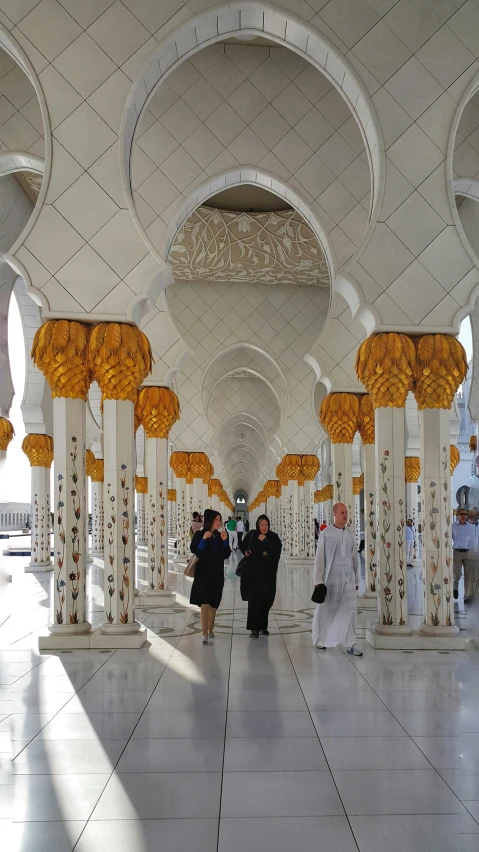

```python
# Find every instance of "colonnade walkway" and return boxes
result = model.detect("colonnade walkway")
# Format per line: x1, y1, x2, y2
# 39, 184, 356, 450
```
2, 547, 479, 851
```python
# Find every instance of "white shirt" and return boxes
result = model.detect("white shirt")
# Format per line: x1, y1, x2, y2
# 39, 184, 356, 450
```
313, 524, 358, 587
236, 519, 244, 532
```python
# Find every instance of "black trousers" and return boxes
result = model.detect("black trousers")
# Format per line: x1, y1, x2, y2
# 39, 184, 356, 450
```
237, 531, 243, 548
247, 599, 271, 631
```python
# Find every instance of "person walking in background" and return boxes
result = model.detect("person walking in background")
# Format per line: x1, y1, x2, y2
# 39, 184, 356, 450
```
239, 514, 282, 639
226, 515, 237, 550
244, 518, 250, 533
190, 511, 202, 539
466, 509, 479, 602
452, 508, 475, 602
190, 509, 231, 644
236, 516, 244, 549
314, 518, 319, 551
405, 518, 415, 567
312, 502, 362, 656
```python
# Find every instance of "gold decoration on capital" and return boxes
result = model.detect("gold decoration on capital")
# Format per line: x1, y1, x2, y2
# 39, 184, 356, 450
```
90, 458, 104, 482
405, 457, 420, 483
301, 454, 320, 481
203, 460, 214, 484
21, 434, 53, 467
88, 323, 151, 403
135, 475, 148, 493
413, 335, 467, 410
282, 454, 302, 481
189, 452, 209, 480
320, 393, 359, 443
352, 475, 363, 495
135, 386, 180, 439
32, 320, 91, 400
276, 459, 288, 486
356, 333, 416, 408
450, 445, 460, 475
358, 394, 375, 444
170, 451, 189, 479
469, 435, 477, 452
85, 449, 96, 477
168, 488, 176, 501
209, 478, 222, 497
0, 417, 14, 451
314, 489, 321, 503
323, 484, 333, 501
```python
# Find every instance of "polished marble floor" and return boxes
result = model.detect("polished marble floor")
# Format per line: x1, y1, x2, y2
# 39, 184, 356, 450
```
1, 542, 479, 850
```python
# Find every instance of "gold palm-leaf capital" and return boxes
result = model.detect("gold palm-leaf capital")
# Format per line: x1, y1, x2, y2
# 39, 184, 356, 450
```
88, 323, 151, 403
320, 392, 359, 443
405, 457, 420, 483
135, 386, 180, 439
31, 320, 91, 400
414, 334, 467, 410
21, 433, 52, 467
450, 445, 460, 475
356, 333, 416, 409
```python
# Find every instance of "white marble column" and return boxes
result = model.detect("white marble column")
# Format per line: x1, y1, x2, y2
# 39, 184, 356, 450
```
174, 477, 188, 560
362, 443, 378, 600
332, 442, 354, 534
419, 409, 458, 638
49, 398, 91, 637
354, 491, 361, 550
90, 480, 104, 557
136, 490, 147, 546
303, 479, 315, 559
139, 436, 174, 606
26, 464, 52, 571
101, 399, 141, 637
372, 407, 411, 636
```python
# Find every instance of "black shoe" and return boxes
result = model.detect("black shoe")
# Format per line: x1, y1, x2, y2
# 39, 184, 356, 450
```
407, 563, 413, 568
464, 598, 471, 604
453, 589, 459, 600
249, 630, 259, 639
261, 629, 269, 636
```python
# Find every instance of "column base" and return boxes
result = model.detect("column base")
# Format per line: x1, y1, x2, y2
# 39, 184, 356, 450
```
39, 624, 147, 650
85, 555, 94, 563
24, 561, 54, 573
49, 621, 92, 636
372, 623, 413, 637
99, 619, 142, 635
136, 540, 147, 547
362, 589, 377, 598
90, 550, 104, 557
137, 589, 176, 608
173, 554, 188, 564
418, 623, 459, 638
366, 627, 465, 650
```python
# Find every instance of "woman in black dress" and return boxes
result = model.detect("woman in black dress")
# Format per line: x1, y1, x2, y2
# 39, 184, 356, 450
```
190, 509, 231, 644
239, 514, 282, 638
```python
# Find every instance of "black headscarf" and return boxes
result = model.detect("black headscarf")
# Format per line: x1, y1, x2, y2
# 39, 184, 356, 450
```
203, 508, 221, 530
256, 514, 270, 531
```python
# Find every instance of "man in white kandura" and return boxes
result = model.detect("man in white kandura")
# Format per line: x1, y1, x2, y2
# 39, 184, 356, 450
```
312, 502, 362, 656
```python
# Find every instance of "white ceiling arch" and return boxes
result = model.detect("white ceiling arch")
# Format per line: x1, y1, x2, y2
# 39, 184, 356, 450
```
120, 0, 384, 329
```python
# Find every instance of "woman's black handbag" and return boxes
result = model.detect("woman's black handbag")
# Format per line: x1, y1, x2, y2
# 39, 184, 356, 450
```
311, 583, 327, 604
236, 556, 248, 577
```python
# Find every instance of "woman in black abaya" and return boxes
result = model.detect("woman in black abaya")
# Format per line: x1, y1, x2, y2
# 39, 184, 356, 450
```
239, 514, 282, 638
190, 509, 231, 644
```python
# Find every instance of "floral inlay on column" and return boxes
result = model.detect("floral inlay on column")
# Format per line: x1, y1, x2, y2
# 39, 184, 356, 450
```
89, 322, 151, 634
22, 434, 54, 571
413, 335, 467, 638
356, 333, 415, 635
32, 320, 92, 635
